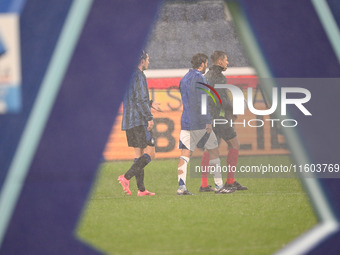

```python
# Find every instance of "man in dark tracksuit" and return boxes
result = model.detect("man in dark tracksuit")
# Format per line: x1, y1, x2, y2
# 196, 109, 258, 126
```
200, 51, 248, 192
118, 51, 161, 196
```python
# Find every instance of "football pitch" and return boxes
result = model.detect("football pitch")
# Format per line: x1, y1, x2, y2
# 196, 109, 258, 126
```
77, 155, 317, 255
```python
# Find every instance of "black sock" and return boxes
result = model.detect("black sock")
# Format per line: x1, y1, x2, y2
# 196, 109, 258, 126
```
124, 154, 151, 182
136, 168, 145, 192
131, 158, 145, 191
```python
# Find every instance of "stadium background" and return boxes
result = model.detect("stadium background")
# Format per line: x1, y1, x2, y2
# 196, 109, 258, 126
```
103, 0, 288, 161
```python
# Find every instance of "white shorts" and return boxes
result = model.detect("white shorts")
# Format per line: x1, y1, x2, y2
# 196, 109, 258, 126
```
179, 129, 218, 151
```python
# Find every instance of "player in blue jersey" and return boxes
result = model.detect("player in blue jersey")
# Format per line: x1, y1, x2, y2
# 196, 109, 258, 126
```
177, 53, 234, 195
118, 50, 161, 196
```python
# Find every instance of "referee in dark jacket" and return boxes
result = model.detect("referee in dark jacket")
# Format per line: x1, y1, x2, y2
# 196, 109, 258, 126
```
118, 50, 161, 196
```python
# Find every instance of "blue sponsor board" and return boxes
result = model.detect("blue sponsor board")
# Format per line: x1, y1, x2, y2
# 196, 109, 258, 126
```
0, 8, 22, 113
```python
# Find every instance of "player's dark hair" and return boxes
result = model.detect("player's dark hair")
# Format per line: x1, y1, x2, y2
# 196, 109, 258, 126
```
191, 53, 208, 69
211, 51, 227, 64
140, 50, 148, 61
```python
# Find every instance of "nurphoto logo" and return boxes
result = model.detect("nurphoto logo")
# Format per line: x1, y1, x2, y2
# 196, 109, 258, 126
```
197, 82, 312, 128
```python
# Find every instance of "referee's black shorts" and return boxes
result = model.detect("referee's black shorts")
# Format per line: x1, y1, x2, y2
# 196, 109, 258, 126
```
213, 121, 237, 144
125, 125, 155, 148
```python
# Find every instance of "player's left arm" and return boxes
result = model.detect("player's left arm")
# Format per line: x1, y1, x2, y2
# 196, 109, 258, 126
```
219, 89, 233, 113
218, 75, 236, 119
135, 75, 153, 121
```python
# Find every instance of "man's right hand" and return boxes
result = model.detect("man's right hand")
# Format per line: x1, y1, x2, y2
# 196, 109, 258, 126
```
206, 124, 212, 134
147, 120, 154, 131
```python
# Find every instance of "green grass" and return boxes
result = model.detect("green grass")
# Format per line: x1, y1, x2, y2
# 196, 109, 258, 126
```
76, 156, 317, 255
